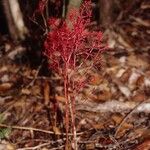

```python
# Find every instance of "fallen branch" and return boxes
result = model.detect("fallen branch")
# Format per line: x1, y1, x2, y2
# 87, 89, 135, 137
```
76, 99, 150, 113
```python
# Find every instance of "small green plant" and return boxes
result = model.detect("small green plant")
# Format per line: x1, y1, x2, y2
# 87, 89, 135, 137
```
0, 128, 11, 139
0, 114, 11, 139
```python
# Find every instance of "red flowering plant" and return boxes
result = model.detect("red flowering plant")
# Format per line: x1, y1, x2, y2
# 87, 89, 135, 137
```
44, 0, 107, 148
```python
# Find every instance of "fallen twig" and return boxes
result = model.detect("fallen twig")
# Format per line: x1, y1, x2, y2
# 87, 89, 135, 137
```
0, 123, 85, 136
17, 142, 51, 150
76, 99, 150, 113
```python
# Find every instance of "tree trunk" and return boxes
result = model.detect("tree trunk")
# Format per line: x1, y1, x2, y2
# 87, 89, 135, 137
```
66, 0, 82, 18
2, 0, 28, 40
99, 0, 114, 27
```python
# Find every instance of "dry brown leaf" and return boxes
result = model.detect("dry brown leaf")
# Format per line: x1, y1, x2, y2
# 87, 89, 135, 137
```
118, 85, 131, 98
0, 66, 8, 72
7, 46, 26, 60
127, 55, 149, 69
134, 140, 150, 150
106, 66, 119, 76
120, 68, 132, 83
6, 143, 16, 150
141, 129, 150, 140
0, 142, 15, 150
93, 123, 104, 129
112, 114, 123, 124
106, 55, 119, 67
44, 81, 50, 105
32, 85, 41, 96
134, 128, 150, 140
132, 91, 146, 102
128, 70, 141, 90
0, 83, 13, 92
136, 75, 144, 87
117, 33, 133, 49
89, 74, 103, 85
13, 97, 30, 108
97, 90, 112, 102
116, 68, 126, 78
21, 88, 31, 95
141, 2, 150, 9
112, 114, 133, 129
34, 103, 43, 112
52, 126, 61, 135
86, 143, 95, 150
84, 89, 111, 102
55, 95, 66, 103
1, 74, 9, 83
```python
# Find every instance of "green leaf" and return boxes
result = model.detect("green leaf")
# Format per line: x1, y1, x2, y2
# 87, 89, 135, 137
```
0, 114, 4, 124
0, 128, 11, 139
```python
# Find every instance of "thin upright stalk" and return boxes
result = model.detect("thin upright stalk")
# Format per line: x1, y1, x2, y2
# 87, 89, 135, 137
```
70, 93, 77, 150
64, 63, 69, 148
62, 0, 66, 18
71, 52, 78, 150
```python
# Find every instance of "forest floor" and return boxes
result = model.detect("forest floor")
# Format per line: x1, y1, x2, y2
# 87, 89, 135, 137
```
0, 2, 150, 150
0, 40, 149, 150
